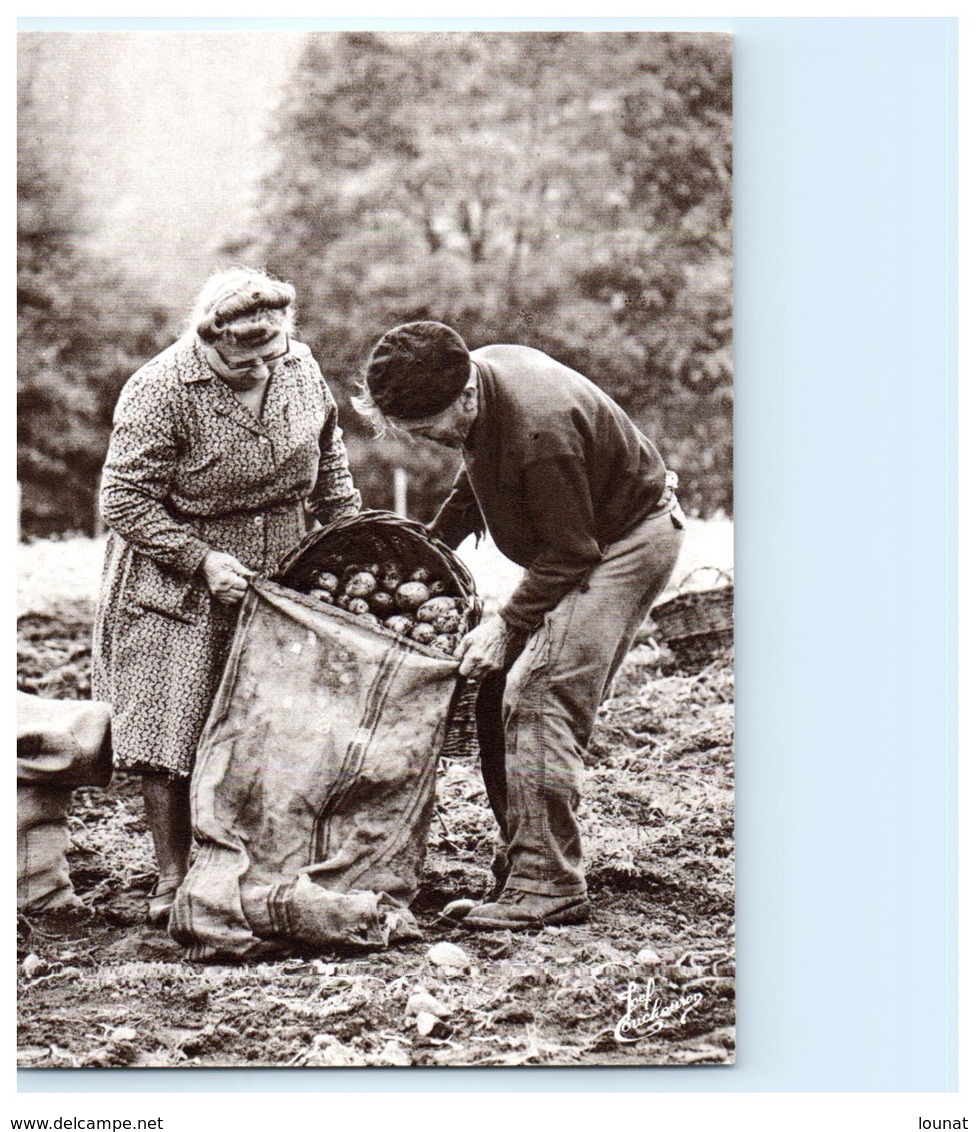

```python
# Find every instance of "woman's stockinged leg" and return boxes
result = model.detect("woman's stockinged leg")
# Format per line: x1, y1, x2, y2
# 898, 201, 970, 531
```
141, 772, 191, 891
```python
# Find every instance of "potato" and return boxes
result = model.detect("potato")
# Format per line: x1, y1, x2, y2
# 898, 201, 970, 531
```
347, 597, 371, 616
309, 587, 335, 604
416, 597, 458, 624
310, 570, 339, 593
358, 611, 379, 626
408, 566, 432, 584
395, 581, 431, 611
345, 571, 377, 598
365, 562, 381, 578
428, 579, 447, 596
410, 622, 437, 645
369, 591, 396, 616
335, 594, 352, 611
380, 562, 403, 593
432, 633, 457, 655
441, 897, 478, 920
418, 598, 461, 634
384, 614, 415, 636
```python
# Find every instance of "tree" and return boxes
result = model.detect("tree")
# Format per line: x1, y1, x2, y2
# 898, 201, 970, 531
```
247, 31, 732, 520
18, 39, 170, 537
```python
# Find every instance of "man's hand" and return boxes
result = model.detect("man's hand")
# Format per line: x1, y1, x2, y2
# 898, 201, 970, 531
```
201, 551, 256, 605
456, 613, 510, 679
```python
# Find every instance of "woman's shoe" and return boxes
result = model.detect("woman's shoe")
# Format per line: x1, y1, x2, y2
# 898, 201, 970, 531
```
146, 879, 181, 927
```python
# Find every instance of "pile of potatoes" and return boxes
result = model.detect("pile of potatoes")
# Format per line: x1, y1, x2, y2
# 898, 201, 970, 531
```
305, 559, 467, 655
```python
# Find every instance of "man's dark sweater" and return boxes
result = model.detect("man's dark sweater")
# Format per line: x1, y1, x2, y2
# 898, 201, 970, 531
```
431, 344, 667, 631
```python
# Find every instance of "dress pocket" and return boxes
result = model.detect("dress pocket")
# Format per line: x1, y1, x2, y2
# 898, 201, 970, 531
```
183, 450, 223, 476
128, 553, 202, 624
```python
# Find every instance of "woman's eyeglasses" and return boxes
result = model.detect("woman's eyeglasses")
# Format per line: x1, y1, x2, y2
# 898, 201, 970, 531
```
215, 335, 290, 372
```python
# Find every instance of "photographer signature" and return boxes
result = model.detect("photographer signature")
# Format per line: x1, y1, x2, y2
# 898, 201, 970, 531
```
613, 979, 703, 1043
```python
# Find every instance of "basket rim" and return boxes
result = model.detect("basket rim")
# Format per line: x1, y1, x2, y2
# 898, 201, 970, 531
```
653, 583, 734, 613
274, 508, 480, 612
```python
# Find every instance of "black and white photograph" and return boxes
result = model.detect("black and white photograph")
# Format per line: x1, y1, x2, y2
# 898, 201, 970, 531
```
17, 28, 734, 1069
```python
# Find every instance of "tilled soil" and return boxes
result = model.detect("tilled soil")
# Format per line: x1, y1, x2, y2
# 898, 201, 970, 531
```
17, 601, 734, 1069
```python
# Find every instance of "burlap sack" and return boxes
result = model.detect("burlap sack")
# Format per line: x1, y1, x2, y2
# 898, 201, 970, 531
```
171, 579, 461, 960
16, 694, 113, 912
16, 692, 112, 788
17, 785, 80, 913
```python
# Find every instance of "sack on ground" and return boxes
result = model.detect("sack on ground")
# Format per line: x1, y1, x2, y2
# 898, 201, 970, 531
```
16, 693, 113, 913
17, 692, 113, 788
18, 784, 80, 913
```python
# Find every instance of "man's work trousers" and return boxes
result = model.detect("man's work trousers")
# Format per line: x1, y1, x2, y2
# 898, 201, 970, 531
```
475, 507, 685, 897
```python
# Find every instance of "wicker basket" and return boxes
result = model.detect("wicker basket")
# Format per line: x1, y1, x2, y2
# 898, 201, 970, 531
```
650, 567, 733, 672
275, 510, 483, 759
441, 678, 481, 760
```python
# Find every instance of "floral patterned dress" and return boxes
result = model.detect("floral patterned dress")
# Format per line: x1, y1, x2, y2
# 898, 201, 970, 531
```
91, 336, 361, 778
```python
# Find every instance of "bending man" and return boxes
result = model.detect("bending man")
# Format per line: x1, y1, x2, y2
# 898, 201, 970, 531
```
358, 321, 685, 930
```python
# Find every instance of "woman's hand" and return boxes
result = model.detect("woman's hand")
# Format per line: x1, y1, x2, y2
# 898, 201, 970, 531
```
456, 614, 511, 679
200, 551, 256, 605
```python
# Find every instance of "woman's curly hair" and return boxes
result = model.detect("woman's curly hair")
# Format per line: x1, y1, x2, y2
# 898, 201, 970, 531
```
190, 267, 296, 347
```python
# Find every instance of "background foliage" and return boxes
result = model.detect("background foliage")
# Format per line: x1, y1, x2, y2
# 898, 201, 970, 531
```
17, 40, 170, 537
251, 32, 732, 522
18, 31, 731, 535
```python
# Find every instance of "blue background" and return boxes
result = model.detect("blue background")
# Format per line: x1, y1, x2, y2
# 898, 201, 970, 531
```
16, 16, 957, 1093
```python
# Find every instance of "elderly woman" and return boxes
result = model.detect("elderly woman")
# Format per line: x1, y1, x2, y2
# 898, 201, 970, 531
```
92, 268, 361, 925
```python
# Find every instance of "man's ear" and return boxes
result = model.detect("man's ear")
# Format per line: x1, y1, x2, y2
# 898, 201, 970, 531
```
461, 377, 478, 412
